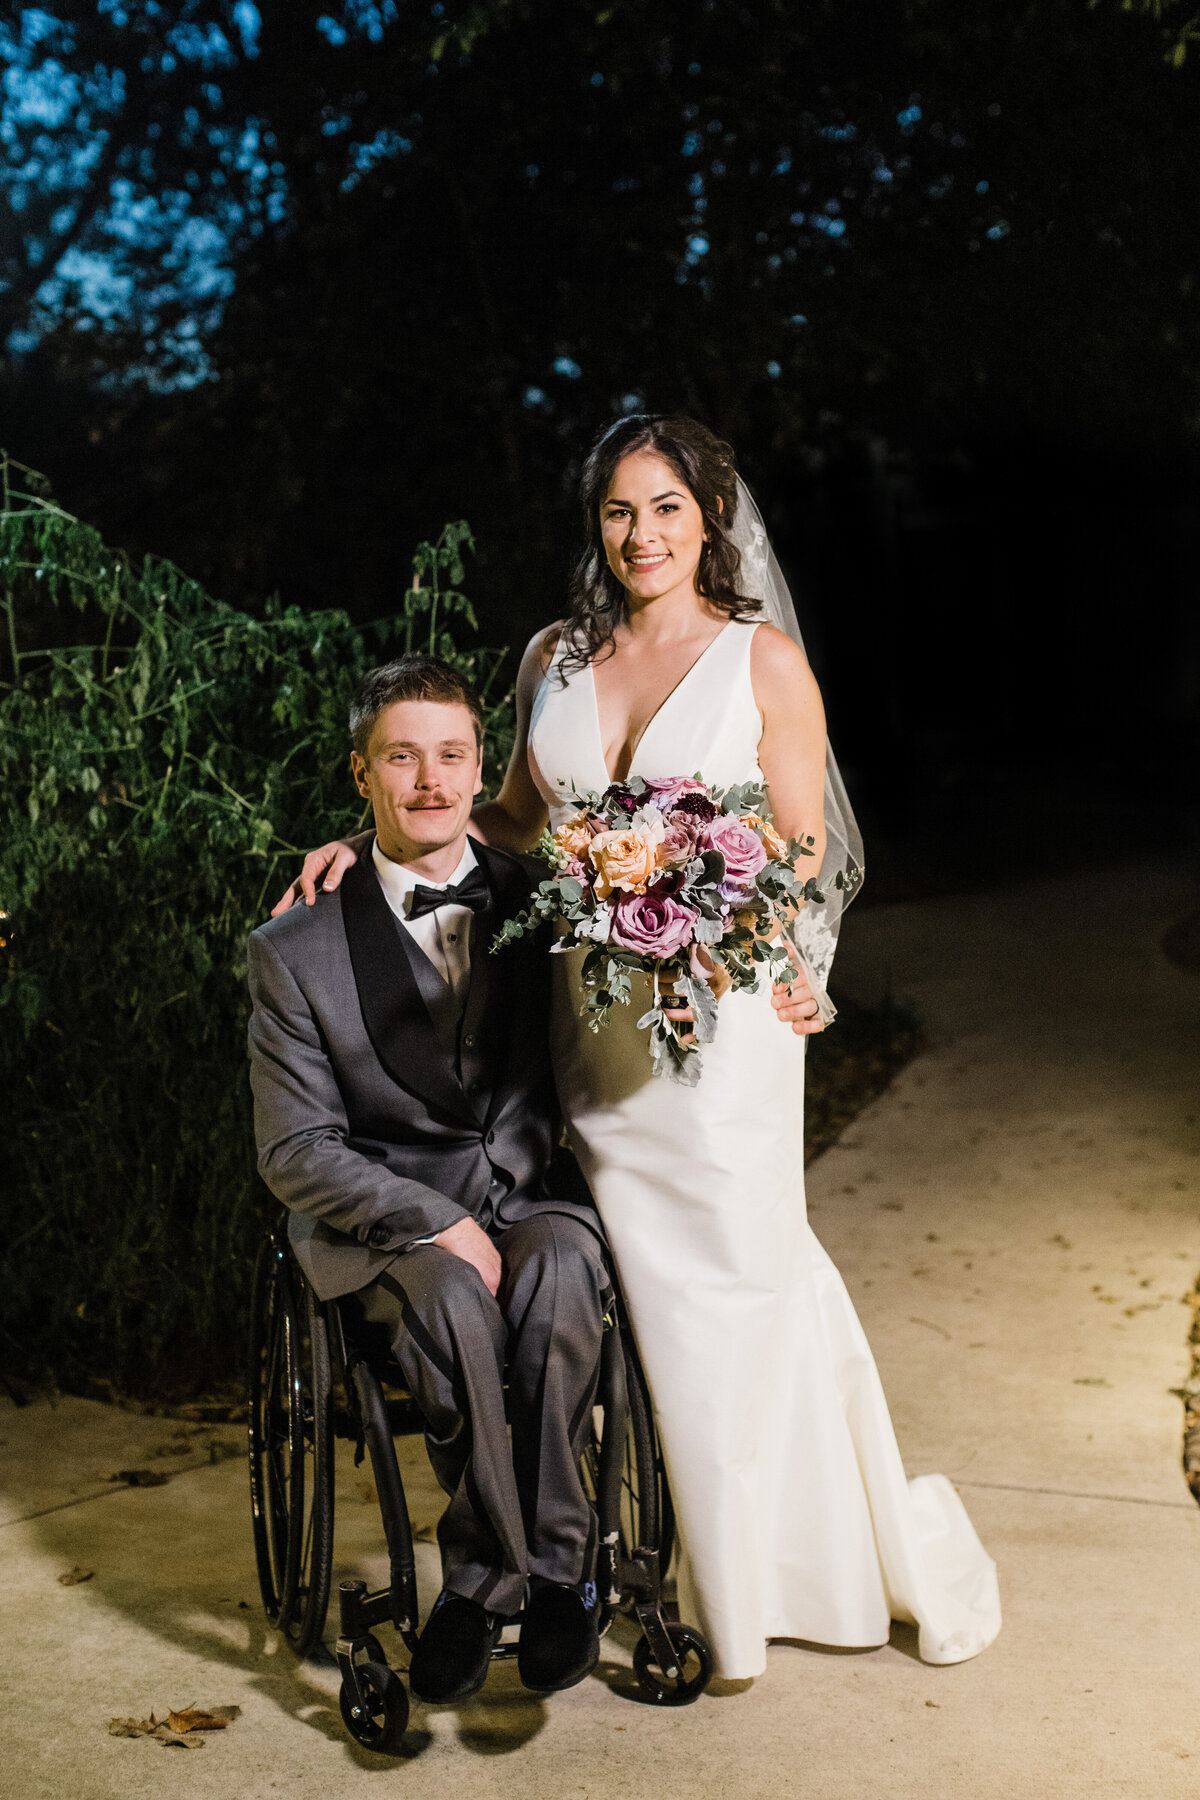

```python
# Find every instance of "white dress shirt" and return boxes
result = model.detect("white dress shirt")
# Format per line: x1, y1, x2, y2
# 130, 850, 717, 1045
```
371, 837, 478, 1003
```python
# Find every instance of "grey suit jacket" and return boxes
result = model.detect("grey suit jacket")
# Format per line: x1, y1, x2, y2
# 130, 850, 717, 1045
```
247, 838, 598, 1300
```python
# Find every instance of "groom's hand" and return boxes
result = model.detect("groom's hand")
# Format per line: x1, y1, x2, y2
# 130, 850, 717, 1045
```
433, 1216, 503, 1296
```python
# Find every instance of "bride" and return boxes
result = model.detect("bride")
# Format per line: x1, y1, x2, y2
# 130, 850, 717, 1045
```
278, 414, 1001, 1679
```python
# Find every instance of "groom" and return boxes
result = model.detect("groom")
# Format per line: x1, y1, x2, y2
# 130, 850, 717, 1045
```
246, 655, 608, 1704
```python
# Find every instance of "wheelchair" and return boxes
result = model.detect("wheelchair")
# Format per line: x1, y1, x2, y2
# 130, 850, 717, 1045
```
247, 1223, 714, 1751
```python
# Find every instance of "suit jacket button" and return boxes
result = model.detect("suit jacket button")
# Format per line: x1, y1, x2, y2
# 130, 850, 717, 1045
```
486, 1130, 495, 1145
463, 1033, 476, 1048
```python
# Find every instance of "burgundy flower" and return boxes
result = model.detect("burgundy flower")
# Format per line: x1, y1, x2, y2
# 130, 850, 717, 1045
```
644, 776, 710, 811
602, 783, 641, 816
671, 792, 718, 822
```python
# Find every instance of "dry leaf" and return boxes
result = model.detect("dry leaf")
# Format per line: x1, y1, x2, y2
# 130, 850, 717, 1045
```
57, 1565, 94, 1586
412, 1522, 438, 1543
108, 1705, 239, 1749
166, 1705, 240, 1733
110, 1468, 170, 1487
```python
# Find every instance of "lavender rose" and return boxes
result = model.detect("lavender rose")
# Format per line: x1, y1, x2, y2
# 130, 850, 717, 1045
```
699, 814, 769, 893
609, 891, 698, 958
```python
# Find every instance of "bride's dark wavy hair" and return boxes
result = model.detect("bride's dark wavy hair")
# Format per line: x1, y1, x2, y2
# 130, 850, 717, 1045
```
558, 414, 760, 675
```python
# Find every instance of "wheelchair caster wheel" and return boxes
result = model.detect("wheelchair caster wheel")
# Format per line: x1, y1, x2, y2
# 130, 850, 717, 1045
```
634, 1624, 713, 1706
361, 1634, 388, 1668
339, 1661, 409, 1751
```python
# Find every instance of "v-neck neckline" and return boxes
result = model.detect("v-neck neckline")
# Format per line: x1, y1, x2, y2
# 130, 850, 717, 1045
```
589, 620, 734, 787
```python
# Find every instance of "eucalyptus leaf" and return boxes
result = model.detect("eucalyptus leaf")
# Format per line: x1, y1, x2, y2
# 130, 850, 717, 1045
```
683, 974, 719, 1045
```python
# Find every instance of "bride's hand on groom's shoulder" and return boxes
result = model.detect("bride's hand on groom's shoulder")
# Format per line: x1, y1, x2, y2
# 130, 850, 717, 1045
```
271, 836, 364, 916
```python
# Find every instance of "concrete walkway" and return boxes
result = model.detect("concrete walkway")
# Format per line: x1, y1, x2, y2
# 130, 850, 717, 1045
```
5, 859, 1198, 1800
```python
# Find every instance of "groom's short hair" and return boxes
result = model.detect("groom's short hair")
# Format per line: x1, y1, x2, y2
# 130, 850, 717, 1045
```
350, 655, 485, 757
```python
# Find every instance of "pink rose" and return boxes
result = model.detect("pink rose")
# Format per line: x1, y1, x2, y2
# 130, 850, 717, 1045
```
699, 814, 769, 892
608, 891, 698, 958
644, 776, 709, 811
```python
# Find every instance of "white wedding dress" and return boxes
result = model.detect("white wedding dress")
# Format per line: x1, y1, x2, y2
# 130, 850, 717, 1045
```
527, 618, 1001, 1679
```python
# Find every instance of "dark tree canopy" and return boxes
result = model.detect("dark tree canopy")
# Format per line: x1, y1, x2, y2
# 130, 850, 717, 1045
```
2, 1, 1197, 831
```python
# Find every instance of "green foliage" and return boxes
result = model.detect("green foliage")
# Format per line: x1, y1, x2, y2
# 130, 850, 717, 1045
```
0, 455, 513, 1399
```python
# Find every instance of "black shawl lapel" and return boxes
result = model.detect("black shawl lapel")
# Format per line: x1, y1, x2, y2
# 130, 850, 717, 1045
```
463, 838, 528, 1019
471, 841, 546, 1132
341, 843, 476, 1125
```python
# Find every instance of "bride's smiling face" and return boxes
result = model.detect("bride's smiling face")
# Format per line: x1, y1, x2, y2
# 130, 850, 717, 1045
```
600, 450, 708, 606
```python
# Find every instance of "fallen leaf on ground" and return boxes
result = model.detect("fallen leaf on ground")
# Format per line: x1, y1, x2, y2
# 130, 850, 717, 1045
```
413, 1522, 438, 1543
108, 1706, 240, 1748
166, 1706, 240, 1733
57, 1565, 94, 1585
110, 1468, 170, 1487
108, 1713, 200, 1748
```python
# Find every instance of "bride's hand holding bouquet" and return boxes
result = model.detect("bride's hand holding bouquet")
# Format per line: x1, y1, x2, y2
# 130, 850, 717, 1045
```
492, 772, 856, 1083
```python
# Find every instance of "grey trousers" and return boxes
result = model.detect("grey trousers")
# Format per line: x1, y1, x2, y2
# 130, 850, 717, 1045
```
355, 1212, 608, 1616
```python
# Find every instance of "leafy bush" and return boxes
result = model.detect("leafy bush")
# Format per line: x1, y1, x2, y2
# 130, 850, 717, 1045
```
0, 456, 512, 1400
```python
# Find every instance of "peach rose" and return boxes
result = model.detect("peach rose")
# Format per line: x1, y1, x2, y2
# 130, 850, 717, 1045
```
741, 813, 788, 861
589, 826, 659, 899
553, 812, 598, 860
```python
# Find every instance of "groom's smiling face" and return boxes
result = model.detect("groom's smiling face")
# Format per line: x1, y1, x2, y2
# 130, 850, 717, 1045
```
351, 698, 483, 865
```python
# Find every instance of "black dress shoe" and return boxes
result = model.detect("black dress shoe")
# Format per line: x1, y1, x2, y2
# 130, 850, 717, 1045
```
408, 1592, 504, 1704
517, 1576, 601, 1693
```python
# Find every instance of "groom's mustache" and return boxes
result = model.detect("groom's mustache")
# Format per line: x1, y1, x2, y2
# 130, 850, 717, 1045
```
408, 796, 455, 809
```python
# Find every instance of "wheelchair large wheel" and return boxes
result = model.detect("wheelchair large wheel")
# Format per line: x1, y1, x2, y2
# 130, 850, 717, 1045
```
621, 1338, 675, 1580
585, 1331, 674, 1590
248, 1236, 335, 1656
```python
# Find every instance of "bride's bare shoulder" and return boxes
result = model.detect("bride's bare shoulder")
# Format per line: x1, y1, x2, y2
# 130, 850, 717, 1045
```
749, 620, 823, 710
514, 620, 566, 702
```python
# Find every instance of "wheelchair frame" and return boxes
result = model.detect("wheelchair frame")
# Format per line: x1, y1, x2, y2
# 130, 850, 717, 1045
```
247, 1226, 712, 1750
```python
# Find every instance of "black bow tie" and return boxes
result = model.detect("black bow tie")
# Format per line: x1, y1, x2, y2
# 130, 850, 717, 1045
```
407, 865, 491, 921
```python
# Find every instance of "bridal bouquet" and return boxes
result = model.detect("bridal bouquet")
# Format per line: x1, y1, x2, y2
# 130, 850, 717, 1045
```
492, 774, 857, 1083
